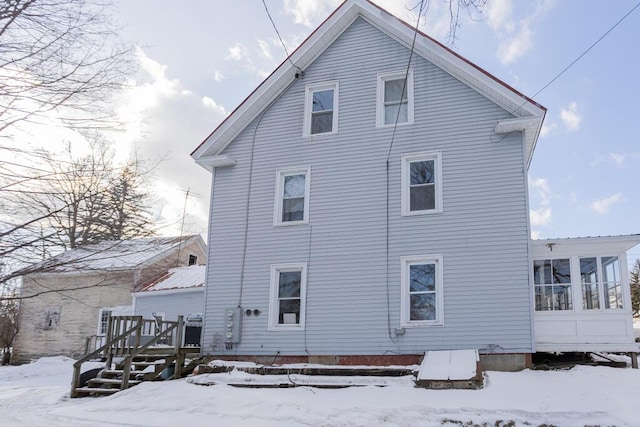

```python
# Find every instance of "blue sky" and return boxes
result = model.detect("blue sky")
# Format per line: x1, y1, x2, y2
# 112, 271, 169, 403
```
110, 0, 640, 261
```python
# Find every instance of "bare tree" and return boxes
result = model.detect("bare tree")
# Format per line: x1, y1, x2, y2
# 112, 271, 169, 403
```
631, 259, 639, 318
412, 0, 489, 48
0, 0, 131, 136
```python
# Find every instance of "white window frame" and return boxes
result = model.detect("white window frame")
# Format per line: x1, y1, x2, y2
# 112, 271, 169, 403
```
97, 308, 112, 336
274, 166, 311, 226
401, 255, 444, 327
376, 70, 414, 127
401, 151, 443, 216
268, 263, 307, 331
303, 81, 339, 136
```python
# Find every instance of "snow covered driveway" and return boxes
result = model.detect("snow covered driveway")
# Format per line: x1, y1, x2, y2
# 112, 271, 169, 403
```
1, 356, 638, 426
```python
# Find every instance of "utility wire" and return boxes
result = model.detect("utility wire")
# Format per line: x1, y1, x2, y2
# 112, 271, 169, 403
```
384, 0, 427, 344
531, 1, 640, 100
262, 0, 304, 75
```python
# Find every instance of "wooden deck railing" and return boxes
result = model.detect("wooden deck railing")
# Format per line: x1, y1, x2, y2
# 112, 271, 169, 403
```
71, 315, 184, 397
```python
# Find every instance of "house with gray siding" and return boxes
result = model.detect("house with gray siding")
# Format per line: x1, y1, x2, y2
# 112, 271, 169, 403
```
191, 0, 639, 369
133, 265, 205, 322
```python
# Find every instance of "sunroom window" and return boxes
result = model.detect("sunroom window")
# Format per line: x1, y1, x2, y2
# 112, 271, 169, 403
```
533, 259, 572, 311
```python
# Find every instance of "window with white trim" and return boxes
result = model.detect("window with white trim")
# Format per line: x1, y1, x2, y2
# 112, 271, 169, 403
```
377, 70, 414, 126
97, 308, 112, 336
401, 151, 442, 215
533, 255, 624, 312
580, 256, 622, 310
274, 167, 310, 226
269, 263, 307, 330
401, 255, 443, 326
304, 82, 338, 136
533, 259, 572, 311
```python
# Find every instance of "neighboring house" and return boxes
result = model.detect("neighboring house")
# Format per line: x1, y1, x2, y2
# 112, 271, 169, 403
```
12, 235, 206, 362
191, 0, 639, 370
133, 265, 205, 322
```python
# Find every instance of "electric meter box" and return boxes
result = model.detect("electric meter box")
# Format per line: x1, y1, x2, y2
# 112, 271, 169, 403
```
224, 307, 242, 343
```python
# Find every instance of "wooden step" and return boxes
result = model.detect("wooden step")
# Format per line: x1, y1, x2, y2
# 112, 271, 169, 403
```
72, 387, 121, 395
87, 378, 141, 387
101, 369, 146, 378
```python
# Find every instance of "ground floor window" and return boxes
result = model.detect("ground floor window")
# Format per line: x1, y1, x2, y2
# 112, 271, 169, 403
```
533, 258, 572, 311
533, 255, 623, 312
97, 308, 112, 336
400, 255, 443, 326
269, 263, 307, 330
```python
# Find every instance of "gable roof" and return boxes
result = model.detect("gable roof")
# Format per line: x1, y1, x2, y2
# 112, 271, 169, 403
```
133, 265, 206, 295
191, 0, 546, 170
19, 235, 206, 276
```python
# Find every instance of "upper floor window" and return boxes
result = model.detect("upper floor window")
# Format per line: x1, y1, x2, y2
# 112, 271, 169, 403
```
400, 255, 444, 327
533, 259, 572, 311
401, 151, 442, 216
188, 254, 198, 266
377, 70, 414, 127
269, 263, 307, 330
274, 167, 311, 226
304, 82, 338, 136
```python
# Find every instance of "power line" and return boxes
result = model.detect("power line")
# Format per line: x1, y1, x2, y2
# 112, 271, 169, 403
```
261, 0, 304, 75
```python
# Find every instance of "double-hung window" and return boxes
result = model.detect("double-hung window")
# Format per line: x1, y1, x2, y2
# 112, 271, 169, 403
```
400, 255, 444, 326
269, 263, 307, 330
401, 151, 442, 215
304, 82, 338, 136
377, 70, 414, 126
274, 167, 310, 226
97, 308, 112, 335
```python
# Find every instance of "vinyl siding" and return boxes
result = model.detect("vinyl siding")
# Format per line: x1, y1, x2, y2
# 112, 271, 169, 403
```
133, 291, 204, 321
202, 17, 532, 356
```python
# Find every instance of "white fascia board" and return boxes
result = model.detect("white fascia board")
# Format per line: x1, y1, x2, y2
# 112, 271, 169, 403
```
531, 235, 640, 257
195, 155, 237, 172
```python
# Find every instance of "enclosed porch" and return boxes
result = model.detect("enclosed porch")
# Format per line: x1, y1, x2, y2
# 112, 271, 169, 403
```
531, 235, 640, 359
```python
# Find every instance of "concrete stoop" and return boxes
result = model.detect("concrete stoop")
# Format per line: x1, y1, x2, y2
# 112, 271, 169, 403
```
414, 349, 484, 390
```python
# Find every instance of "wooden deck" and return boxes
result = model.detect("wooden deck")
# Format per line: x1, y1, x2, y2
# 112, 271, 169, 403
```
71, 315, 201, 397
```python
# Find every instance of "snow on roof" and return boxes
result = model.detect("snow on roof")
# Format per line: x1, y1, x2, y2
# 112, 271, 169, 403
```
21, 235, 200, 275
135, 265, 205, 294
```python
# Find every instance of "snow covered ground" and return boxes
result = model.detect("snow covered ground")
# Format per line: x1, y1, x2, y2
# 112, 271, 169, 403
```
1, 356, 640, 426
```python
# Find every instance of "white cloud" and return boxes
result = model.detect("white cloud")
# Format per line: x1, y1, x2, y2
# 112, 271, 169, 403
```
487, 0, 555, 65
529, 177, 553, 227
257, 39, 273, 60
226, 43, 248, 61
609, 152, 625, 166
498, 24, 533, 65
213, 71, 225, 82
590, 193, 623, 215
116, 48, 228, 236
560, 101, 581, 132
539, 121, 557, 137
530, 207, 552, 226
283, 0, 341, 28
531, 230, 541, 240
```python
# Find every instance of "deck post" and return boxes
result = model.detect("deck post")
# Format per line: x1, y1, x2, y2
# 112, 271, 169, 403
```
630, 352, 638, 369
174, 315, 184, 379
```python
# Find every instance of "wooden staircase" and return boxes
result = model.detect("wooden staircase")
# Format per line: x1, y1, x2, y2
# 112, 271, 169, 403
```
71, 315, 199, 397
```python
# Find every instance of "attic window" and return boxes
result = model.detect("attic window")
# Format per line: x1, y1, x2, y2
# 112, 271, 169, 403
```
304, 81, 338, 136
377, 70, 414, 127
188, 254, 198, 266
